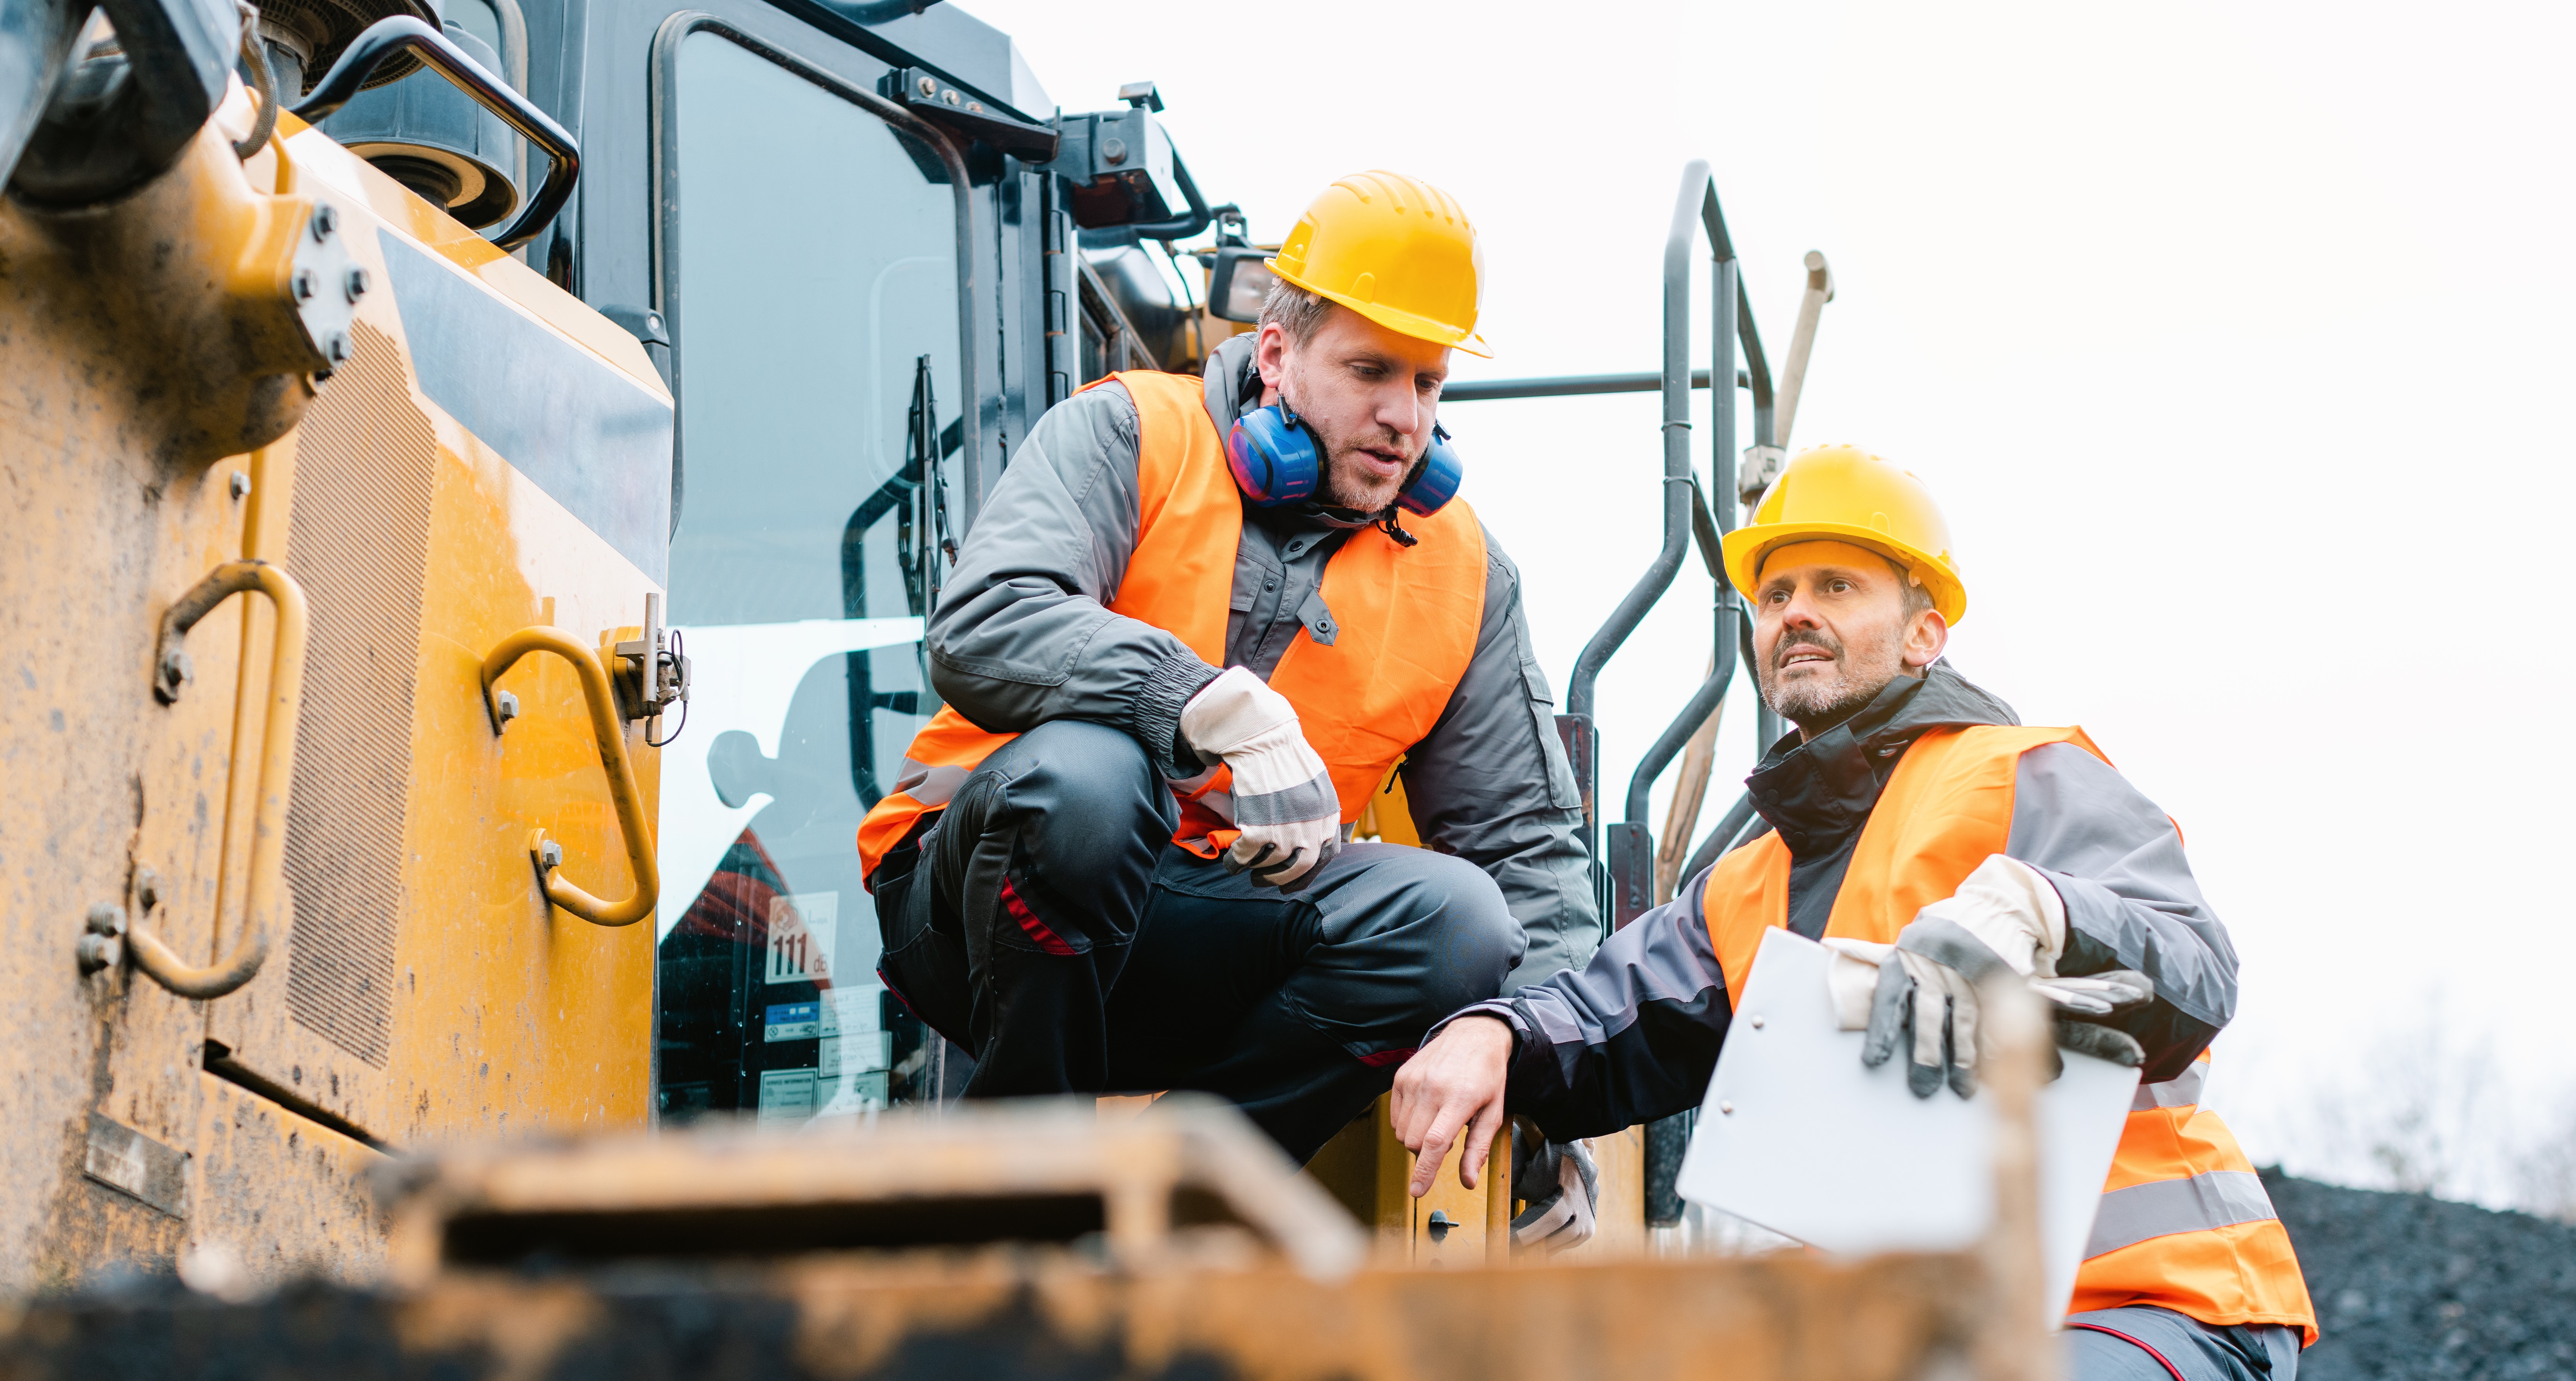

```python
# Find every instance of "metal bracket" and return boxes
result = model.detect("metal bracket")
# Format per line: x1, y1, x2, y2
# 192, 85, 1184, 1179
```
879, 67, 1058, 161
609, 592, 690, 726
1739, 444, 1786, 509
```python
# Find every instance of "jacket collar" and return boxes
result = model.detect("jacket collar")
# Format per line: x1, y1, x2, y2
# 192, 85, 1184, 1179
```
1745, 660, 2019, 860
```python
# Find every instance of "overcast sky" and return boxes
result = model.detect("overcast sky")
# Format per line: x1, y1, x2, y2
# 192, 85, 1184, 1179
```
958, 0, 2576, 1199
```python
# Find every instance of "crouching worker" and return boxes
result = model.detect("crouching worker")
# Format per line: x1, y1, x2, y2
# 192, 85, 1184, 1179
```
1392, 446, 2316, 1377
857, 173, 1597, 1164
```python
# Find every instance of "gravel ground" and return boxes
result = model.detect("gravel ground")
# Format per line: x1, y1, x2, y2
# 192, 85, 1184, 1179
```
2267, 1168, 2576, 1379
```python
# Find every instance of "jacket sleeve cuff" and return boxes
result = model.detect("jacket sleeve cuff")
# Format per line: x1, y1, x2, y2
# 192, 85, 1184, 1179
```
1426, 1000, 1530, 1057
1133, 649, 1223, 776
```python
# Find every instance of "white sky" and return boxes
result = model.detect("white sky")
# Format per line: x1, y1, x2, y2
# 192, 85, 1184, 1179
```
959, 0, 2576, 1194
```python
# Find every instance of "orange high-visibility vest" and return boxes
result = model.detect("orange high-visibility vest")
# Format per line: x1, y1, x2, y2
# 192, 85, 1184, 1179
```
856, 370, 1489, 882
1701, 725, 2317, 1343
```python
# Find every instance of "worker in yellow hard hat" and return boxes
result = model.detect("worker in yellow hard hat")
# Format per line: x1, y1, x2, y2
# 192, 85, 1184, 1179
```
858, 173, 1601, 1202
1394, 446, 2318, 1370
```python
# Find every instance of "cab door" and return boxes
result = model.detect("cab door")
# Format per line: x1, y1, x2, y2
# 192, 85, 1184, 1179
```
642, 14, 978, 1126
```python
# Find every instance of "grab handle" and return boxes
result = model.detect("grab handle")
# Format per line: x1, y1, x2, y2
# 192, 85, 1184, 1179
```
480, 627, 658, 927
129, 561, 309, 999
290, 16, 580, 253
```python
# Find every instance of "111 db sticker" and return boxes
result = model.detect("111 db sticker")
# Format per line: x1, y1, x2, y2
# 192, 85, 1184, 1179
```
765, 892, 838, 984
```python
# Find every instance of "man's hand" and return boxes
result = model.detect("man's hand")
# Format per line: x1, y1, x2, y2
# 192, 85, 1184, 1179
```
1390, 1015, 1514, 1197
1180, 667, 1341, 889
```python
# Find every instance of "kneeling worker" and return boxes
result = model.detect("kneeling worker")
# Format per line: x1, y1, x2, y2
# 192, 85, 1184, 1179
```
858, 173, 1596, 1163
1394, 446, 2314, 1378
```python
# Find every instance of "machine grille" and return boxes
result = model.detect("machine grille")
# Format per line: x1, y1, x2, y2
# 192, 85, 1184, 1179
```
280, 320, 437, 1068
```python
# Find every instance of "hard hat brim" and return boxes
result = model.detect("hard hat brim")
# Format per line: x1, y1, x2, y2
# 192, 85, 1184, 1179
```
1266, 259, 1492, 358
1721, 522, 1967, 626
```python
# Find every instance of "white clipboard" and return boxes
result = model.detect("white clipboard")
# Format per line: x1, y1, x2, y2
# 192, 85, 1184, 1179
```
1675, 927, 2138, 1316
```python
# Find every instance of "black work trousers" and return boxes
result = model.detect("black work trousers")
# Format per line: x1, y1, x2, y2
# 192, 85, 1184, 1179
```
873, 719, 1517, 1163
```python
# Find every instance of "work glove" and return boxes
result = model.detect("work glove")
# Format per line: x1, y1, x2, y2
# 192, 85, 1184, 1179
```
1180, 667, 1342, 890
1508, 1123, 1599, 1254
1822, 855, 2150, 1098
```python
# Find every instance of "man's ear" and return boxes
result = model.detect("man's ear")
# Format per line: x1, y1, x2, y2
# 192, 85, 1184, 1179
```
1903, 607, 1949, 670
1254, 322, 1291, 392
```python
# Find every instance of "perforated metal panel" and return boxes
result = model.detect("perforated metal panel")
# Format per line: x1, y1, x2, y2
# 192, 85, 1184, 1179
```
280, 320, 436, 1067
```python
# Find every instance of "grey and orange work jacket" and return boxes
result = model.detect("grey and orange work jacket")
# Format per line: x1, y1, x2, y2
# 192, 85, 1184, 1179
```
1451, 662, 2318, 1342
856, 333, 1598, 991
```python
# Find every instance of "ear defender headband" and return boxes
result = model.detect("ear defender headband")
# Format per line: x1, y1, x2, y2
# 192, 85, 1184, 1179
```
1224, 402, 1463, 518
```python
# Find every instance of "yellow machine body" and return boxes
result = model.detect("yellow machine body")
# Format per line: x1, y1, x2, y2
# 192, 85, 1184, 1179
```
0, 95, 666, 1292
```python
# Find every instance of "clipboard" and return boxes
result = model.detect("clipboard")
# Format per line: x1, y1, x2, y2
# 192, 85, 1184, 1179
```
1674, 927, 2139, 1315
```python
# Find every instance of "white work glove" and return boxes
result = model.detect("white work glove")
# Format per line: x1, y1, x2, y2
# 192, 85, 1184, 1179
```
1823, 854, 2149, 1098
1180, 667, 1342, 890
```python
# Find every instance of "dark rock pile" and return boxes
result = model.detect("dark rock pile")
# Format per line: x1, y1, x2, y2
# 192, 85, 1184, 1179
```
2267, 1168, 2576, 1379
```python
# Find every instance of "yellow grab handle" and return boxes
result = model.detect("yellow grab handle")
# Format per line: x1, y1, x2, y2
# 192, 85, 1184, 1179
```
136, 560, 309, 999
480, 626, 659, 927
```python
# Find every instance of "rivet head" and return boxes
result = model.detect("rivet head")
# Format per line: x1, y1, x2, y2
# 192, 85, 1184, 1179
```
1719, 1101, 1735, 1115
916, 75, 936, 97
966, 101, 982, 113
1749, 1014, 1765, 1029
941, 88, 960, 106
310, 203, 338, 240
344, 265, 370, 302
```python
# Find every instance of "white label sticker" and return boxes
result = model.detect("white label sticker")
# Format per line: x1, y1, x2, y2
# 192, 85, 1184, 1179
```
821, 1031, 893, 1079
765, 891, 839, 985
818, 983, 882, 1039
756, 1068, 818, 1124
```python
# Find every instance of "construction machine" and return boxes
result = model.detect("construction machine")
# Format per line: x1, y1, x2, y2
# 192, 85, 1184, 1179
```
0, 0, 2071, 1369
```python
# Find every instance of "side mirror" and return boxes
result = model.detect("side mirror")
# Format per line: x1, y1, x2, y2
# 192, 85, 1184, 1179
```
1207, 246, 1278, 323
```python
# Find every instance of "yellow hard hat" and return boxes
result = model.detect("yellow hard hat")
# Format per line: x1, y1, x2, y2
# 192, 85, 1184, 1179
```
1267, 171, 1490, 357
1721, 445, 1967, 625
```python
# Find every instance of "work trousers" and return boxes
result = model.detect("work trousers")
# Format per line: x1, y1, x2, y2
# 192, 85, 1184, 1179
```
2066, 1307, 2300, 1381
873, 719, 1518, 1163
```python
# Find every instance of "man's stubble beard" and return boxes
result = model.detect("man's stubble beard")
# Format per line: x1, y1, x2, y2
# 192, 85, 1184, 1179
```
1758, 627, 1907, 736
1284, 362, 1413, 512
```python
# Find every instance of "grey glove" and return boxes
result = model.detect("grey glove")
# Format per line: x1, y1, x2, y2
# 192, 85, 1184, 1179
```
1508, 1124, 1598, 1253
2039, 970, 2152, 1074
1861, 914, 2156, 1099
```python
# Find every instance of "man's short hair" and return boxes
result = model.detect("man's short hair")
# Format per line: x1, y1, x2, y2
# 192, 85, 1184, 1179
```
1883, 555, 1936, 621
1259, 278, 1336, 347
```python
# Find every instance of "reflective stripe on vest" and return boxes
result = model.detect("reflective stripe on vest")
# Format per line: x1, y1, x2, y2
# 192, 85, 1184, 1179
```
854, 370, 1488, 881
2087, 1169, 2278, 1260
1700, 725, 2316, 1342
2132, 1058, 2207, 1113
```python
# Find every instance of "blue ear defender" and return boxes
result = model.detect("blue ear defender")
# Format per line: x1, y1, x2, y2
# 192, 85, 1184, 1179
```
1224, 406, 1464, 518
1224, 402, 1322, 506
1397, 422, 1462, 517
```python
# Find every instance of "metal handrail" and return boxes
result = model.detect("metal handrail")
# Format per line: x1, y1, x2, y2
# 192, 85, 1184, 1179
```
127, 561, 309, 999
481, 627, 659, 926
1566, 161, 1778, 925
292, 17, 580, 252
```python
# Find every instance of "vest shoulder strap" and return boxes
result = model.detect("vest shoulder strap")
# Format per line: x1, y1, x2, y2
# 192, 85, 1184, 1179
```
1700, 722, 2109, 1005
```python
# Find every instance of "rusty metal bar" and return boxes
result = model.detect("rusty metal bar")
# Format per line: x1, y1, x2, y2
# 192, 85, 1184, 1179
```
129, 560, 308, 999
480, 626, 659, 927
